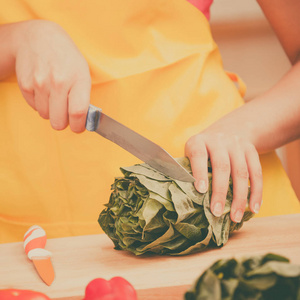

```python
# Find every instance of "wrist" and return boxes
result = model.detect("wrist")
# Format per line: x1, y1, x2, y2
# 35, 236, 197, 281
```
0, 21, 34, 79
0, 23, 19, 79
203, 109, 258, 149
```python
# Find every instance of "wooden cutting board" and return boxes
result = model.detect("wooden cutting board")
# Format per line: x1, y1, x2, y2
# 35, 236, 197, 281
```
1, 214, 300, 299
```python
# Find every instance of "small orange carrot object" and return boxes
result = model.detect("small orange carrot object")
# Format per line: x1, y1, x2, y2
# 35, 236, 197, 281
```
23, 225, 55, 286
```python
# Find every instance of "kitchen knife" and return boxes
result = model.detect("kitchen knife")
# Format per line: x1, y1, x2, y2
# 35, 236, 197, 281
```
24, 225, 55, 286
86, 104, 195, 182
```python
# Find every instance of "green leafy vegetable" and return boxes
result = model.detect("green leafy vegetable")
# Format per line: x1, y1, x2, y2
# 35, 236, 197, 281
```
185, 253, 300, 299
98, 157, 253, 255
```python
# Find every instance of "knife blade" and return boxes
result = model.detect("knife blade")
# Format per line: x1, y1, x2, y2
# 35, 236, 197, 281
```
86, 104, 195, 182
24, 225, 55, 286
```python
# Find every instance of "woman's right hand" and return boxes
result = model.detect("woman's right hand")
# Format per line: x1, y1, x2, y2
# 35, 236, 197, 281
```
6, 20, 91, 132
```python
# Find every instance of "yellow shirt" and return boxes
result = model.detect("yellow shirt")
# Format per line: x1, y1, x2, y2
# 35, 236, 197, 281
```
0, 0, 299, 243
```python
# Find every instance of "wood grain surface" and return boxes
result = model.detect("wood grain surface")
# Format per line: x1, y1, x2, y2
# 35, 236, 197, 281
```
0, 214, 299, 300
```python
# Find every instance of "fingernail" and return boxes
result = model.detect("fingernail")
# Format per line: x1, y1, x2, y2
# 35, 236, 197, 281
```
234, 209, 243, 223
253, 203, 260, 214
213, 202, 223, 217
196, 180, 207, 193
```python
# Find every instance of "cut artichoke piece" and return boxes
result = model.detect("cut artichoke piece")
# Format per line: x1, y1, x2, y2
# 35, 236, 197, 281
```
185, 253, 300, 299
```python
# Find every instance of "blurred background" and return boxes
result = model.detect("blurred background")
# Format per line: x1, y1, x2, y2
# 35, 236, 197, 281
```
209, 0, 300, 200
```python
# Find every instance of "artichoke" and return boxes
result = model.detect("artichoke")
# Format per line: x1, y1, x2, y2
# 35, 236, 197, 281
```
98, 157, 253, 255
185, 253, 300, 299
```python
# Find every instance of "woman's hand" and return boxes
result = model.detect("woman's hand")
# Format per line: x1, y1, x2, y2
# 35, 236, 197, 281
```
10, 20, 91, 132
185, 126, 263, 223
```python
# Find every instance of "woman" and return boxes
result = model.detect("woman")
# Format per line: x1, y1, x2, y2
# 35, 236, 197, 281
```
0, 0, 299, 243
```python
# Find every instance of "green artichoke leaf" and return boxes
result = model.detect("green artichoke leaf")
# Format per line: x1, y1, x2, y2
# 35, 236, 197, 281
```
239, 275, 278, 291
173, 157, 207, 205
246, 261, 300, 278
135, 224, 177, 253
184, 253, 300, 299
221, 278, 240, 299
121, 164, 170, 181
140, 198, 163, 229
148, 192, 174, 211
173, 225, 213, 256
185, 269, 222, 300
203, 191, 231, 247
169, 182, 197, 223
134, 174, 172, 200
173, 222, 206, 242
98, 157, 253, 256
174, 212, 208, 242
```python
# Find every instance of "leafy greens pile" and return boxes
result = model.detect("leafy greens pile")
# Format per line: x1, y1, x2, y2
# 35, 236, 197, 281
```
185, 253, 300, 299
98, 157, 253, 255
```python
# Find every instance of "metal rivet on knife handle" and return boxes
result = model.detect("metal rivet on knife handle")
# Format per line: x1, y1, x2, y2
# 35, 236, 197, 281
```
86, 104, 102, 131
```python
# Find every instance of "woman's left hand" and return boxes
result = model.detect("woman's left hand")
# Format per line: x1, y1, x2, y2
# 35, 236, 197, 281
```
185, 125, 263, 223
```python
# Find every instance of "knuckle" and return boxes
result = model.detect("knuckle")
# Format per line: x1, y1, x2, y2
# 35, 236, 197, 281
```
253, 168, 263, 180
84, 75, 92, 87
19, 80, 33, 95
215, 132, 224, 139
33, 73, 48, 90
245, 143, 256, 152
80, 63, 92, 79
51, 121, 67, 131
188, 147, 207, 159
234, 168, 249, 179
213, 187, 228, 199
69, 108, 86, 120
233, 134, 240, 142
186, 134, 203, 145
38, 20, 61, 31
185, 135, 206, 157
213, 161, 230, 172
74, 127, 85, 134
233, 198, 248, 209
232, 135, 243, 147
185, 139, 193, 152
38, 110, 49, 120
213, 132, 226, 144
70, 124, 85, 133
50, 73, 67, 89
250, 191, 262, 203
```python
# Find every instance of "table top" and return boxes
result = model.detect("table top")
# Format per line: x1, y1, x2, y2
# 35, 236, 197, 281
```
1, 214, 300, 300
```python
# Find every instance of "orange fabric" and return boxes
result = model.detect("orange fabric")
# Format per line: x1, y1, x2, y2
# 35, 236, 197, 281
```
0, 0, 299, 243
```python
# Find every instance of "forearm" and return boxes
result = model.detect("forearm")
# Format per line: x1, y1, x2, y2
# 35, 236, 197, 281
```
205, 61, 300, 153
248, 61, 300, 152
0, 23, 19, 80
187, 62, 300, 220
257, 0, 300, 65
239, 0, 300, 152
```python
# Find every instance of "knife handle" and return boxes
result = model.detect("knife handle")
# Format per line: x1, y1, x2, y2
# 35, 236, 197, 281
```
24, 225, 52, 260
86, 104, 102, 131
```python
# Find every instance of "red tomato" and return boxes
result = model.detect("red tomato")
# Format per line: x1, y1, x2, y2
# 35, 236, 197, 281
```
0, 289, 50, 300
84, 276, 137, 300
